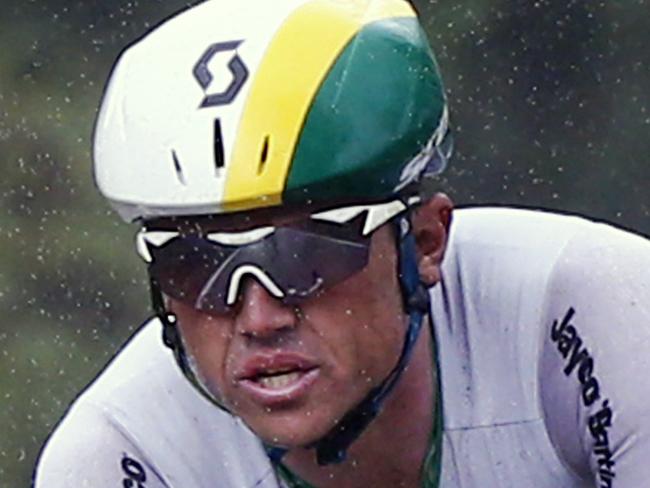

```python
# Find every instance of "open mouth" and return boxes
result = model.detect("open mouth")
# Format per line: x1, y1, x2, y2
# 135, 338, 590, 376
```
250, 366, 318, 390
237, 360, 320, 406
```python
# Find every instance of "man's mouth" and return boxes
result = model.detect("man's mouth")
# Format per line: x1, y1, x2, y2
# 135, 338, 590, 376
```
252, 368, 308, 389
237, 355, 320, 406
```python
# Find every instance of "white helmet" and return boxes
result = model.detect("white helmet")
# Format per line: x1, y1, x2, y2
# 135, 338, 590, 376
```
94, 0, 450, 222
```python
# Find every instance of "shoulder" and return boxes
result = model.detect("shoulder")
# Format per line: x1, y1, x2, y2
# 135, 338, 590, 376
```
437, 206, 650, 485
431, 207, 601, 429
66, 317, 181, 408
34, 319, 177, 486
34, 399, 168, 487
443, 207, 596, 288
449, 206, 594, 249
542, 212, 650, 364
446, 206, 649, 304
437, 206, 598, 330
35, 318, 277, 487
537, 215, 650, 485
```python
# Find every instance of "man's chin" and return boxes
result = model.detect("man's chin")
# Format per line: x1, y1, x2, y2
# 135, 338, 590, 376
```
241, 411, 339, 449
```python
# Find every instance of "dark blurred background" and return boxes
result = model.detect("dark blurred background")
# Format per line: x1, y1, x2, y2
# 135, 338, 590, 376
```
0, 0, 648, 485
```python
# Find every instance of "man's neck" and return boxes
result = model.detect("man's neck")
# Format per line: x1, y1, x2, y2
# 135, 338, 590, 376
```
283, 322, 437, 488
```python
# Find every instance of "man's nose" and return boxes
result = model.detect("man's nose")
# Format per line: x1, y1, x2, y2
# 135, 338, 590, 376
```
234, 278, 297, 339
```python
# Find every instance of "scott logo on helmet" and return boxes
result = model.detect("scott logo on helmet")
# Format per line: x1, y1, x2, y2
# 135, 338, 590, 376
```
193, 40, 249, 108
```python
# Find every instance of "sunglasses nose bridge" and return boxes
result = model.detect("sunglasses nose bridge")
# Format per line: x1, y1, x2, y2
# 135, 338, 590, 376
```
225, 264, 284, 305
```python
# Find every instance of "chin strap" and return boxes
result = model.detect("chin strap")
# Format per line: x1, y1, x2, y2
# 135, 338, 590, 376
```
302, 214, 429, 465
153, 212, 430, 467
310, 296, 428, 465
264, 214, 429, 465
151, 276, 233, 412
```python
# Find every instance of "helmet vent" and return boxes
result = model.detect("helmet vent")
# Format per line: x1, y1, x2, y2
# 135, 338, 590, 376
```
257, 135, 270, 175
213, 118, 225, 170
171, 150, 187, 186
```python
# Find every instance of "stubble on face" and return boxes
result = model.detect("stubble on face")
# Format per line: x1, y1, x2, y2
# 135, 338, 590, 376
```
170, 225, 407, 448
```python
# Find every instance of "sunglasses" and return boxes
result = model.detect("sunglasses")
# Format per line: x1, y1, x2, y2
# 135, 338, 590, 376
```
136, 198, 417, 314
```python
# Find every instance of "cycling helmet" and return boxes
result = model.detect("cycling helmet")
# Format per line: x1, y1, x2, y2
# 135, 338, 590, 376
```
94, 0, 450, 222
94, 0, 451, 466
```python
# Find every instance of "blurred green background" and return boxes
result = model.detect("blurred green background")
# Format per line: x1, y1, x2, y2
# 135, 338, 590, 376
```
0, 0, 648, 486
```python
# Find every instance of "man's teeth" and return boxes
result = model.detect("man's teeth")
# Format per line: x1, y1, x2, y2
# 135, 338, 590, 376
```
257, 371, 301, 389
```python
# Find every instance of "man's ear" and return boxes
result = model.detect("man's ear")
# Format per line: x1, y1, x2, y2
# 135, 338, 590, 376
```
411, 193, 453, 286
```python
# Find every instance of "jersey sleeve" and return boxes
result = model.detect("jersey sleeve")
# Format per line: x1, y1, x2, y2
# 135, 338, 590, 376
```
539, 222, 650, 487
34, 402, 170, 488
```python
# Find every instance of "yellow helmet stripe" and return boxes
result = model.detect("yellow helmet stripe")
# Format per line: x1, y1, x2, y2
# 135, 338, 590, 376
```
223, 0, 415, 212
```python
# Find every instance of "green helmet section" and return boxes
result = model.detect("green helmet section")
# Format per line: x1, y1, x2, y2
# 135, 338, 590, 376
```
285, 17, 446, 206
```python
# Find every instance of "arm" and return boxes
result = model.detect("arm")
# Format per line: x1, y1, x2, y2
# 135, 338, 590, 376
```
540, 223, 650, 487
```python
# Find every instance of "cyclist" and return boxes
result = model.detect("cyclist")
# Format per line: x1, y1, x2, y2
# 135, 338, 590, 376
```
35, 0, 650, 487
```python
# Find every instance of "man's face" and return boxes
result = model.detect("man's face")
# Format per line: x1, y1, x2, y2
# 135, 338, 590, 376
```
169, 223, 407, 448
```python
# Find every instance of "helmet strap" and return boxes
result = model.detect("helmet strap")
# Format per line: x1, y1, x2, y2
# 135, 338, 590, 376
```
148, 210, 430, 466
310, 307, 427, 465
151, 277, 231, 410
300, 213, 429, 465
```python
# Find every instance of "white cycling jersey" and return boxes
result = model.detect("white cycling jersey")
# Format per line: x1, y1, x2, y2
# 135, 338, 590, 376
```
34, 207, 650, 487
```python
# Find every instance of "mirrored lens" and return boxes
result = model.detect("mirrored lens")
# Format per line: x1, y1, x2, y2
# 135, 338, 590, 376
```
141, 198, 413, 313
147, 226, 370, 313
